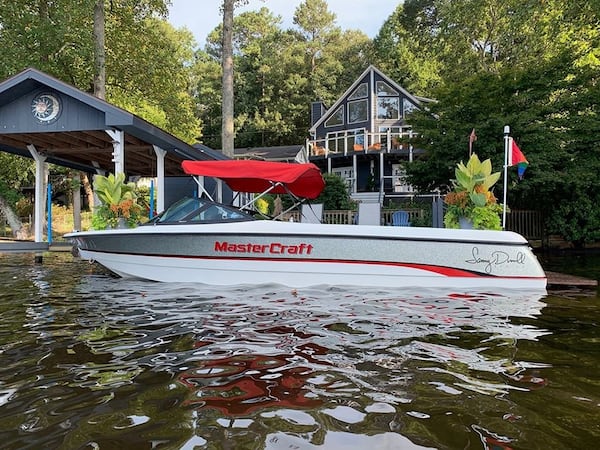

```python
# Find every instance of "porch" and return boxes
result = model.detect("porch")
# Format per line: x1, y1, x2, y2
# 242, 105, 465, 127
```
306, 128, 416, 159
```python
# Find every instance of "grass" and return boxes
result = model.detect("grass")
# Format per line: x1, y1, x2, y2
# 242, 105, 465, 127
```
1, 205, 92, 241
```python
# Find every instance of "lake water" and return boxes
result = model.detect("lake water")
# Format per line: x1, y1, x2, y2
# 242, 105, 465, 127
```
0, 252, 598, 449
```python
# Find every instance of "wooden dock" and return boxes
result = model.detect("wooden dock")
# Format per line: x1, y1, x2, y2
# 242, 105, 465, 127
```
0, 240, 48, 252
546, 271, 598, 289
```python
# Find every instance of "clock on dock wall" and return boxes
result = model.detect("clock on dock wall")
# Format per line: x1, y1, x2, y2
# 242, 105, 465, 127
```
31, 92, 62, 124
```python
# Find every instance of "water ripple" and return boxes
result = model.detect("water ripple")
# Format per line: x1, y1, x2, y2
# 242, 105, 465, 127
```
4, 252, 597, 449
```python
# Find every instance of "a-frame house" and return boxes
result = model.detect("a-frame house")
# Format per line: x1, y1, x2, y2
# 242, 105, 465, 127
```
305, 65, 433, 204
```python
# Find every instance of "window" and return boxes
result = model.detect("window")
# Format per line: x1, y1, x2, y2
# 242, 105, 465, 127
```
332, 166, 354, 191
377, 97, 399, 120
376, 81, 398, 96
376, 80, 400, 120
325, 129, 365, 153
326, 131, 346, 152
347, 99, 368, 123
325, 105, 344, 127
392, 164, 415, 193
403, 99, 417, 116
348, 83, 368, 100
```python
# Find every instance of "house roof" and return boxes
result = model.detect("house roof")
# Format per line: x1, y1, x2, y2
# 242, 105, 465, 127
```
233, 145, 306, 162
309, 65, 427, 134
0, 67, 224, 176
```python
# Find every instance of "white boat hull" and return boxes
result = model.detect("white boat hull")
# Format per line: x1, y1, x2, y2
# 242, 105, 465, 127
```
68, 221, 547, 290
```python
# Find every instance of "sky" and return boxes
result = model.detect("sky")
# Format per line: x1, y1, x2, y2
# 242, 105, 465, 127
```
168, 0, 400, 48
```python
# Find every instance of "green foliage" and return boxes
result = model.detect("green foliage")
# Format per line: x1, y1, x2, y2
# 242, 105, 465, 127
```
372, 3, 442, 94
92, 173, 143, 229
93, 173, 135, 206
443, 154, 503, 230
0, 0, 199, 143
0, 0, 598, 245
200, 0, 369, 149
444, 204, 503, 231
315, 174, 355, 210
545, 179, 600, 248
254, 197, 270, 214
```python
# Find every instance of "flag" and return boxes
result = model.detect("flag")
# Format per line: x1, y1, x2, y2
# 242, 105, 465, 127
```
510, 139, 528, 179
468, 128, 477, 155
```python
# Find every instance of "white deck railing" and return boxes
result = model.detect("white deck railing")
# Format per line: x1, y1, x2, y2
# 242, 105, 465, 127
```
307, 129, 415, 159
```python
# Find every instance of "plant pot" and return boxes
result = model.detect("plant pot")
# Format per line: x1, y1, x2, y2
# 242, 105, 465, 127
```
459, 217, 473, 229
108, 217, 128, 229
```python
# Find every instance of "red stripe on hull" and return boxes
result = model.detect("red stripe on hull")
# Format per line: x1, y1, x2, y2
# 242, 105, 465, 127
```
89, 249, 545, 280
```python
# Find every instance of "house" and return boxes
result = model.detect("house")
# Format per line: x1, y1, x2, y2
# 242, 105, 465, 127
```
305, 65, 434, 204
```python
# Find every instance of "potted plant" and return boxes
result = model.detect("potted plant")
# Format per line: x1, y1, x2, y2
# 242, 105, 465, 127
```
91, 173, 144, 229
443, 153, 503, 230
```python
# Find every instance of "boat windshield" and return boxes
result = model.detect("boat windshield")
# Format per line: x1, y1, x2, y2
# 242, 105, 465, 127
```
146, 197, 254, 225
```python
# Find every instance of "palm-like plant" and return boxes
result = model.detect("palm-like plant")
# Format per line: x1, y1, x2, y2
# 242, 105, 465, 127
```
444, 154, 503, 230
92, 173, 143, 229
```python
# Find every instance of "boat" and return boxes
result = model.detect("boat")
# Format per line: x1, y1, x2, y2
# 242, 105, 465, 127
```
65, 160, 547, 290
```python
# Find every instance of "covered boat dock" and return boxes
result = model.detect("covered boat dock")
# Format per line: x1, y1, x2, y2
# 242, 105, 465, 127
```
0, 67, 224, 246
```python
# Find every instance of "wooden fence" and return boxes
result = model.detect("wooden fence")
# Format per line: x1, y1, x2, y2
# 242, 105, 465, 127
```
505, 209, 544, 240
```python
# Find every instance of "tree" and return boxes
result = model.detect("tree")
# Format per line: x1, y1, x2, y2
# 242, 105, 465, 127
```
93, 0, 106, 99
221, 0, 236, 157
316, 174, 354, 210
0, 0, 198, 142
0, 0, 198, 236
372, 3, 441, 94
0, 153, 35, 238
203, 0, 370, 148
406, 45, 600, 245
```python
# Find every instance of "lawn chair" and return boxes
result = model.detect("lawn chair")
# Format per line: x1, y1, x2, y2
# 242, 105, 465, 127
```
392, 210, 411, 226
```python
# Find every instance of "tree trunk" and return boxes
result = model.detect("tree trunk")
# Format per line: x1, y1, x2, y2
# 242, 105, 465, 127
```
81, 173, 95, 210
72, 177, 82, 231
221, 0, 235, 157
93, 0, 106, 99
0, 194, 27, 240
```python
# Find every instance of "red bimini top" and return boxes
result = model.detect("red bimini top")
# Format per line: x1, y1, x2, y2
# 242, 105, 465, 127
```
181, 160, 325, 199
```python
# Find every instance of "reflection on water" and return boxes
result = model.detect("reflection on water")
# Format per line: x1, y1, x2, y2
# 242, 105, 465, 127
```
0, 252, 599, 449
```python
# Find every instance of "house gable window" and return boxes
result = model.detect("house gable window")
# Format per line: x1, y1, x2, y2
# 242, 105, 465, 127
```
376, 81, 400, 120
348, 99, 368, 124
376, 81, 398, 96
377, 97, 399, 120
403, 99, 417, 116
348, 83, 368, 100
325, 105, 344, 127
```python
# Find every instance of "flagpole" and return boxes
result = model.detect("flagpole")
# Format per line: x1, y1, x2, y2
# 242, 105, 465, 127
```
502, 125, 510, 229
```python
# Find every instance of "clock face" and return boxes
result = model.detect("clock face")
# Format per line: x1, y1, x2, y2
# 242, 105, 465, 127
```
31, 93, 61, 124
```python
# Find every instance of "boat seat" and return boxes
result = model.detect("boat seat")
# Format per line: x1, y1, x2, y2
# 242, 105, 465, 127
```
392, 210, 411, 226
